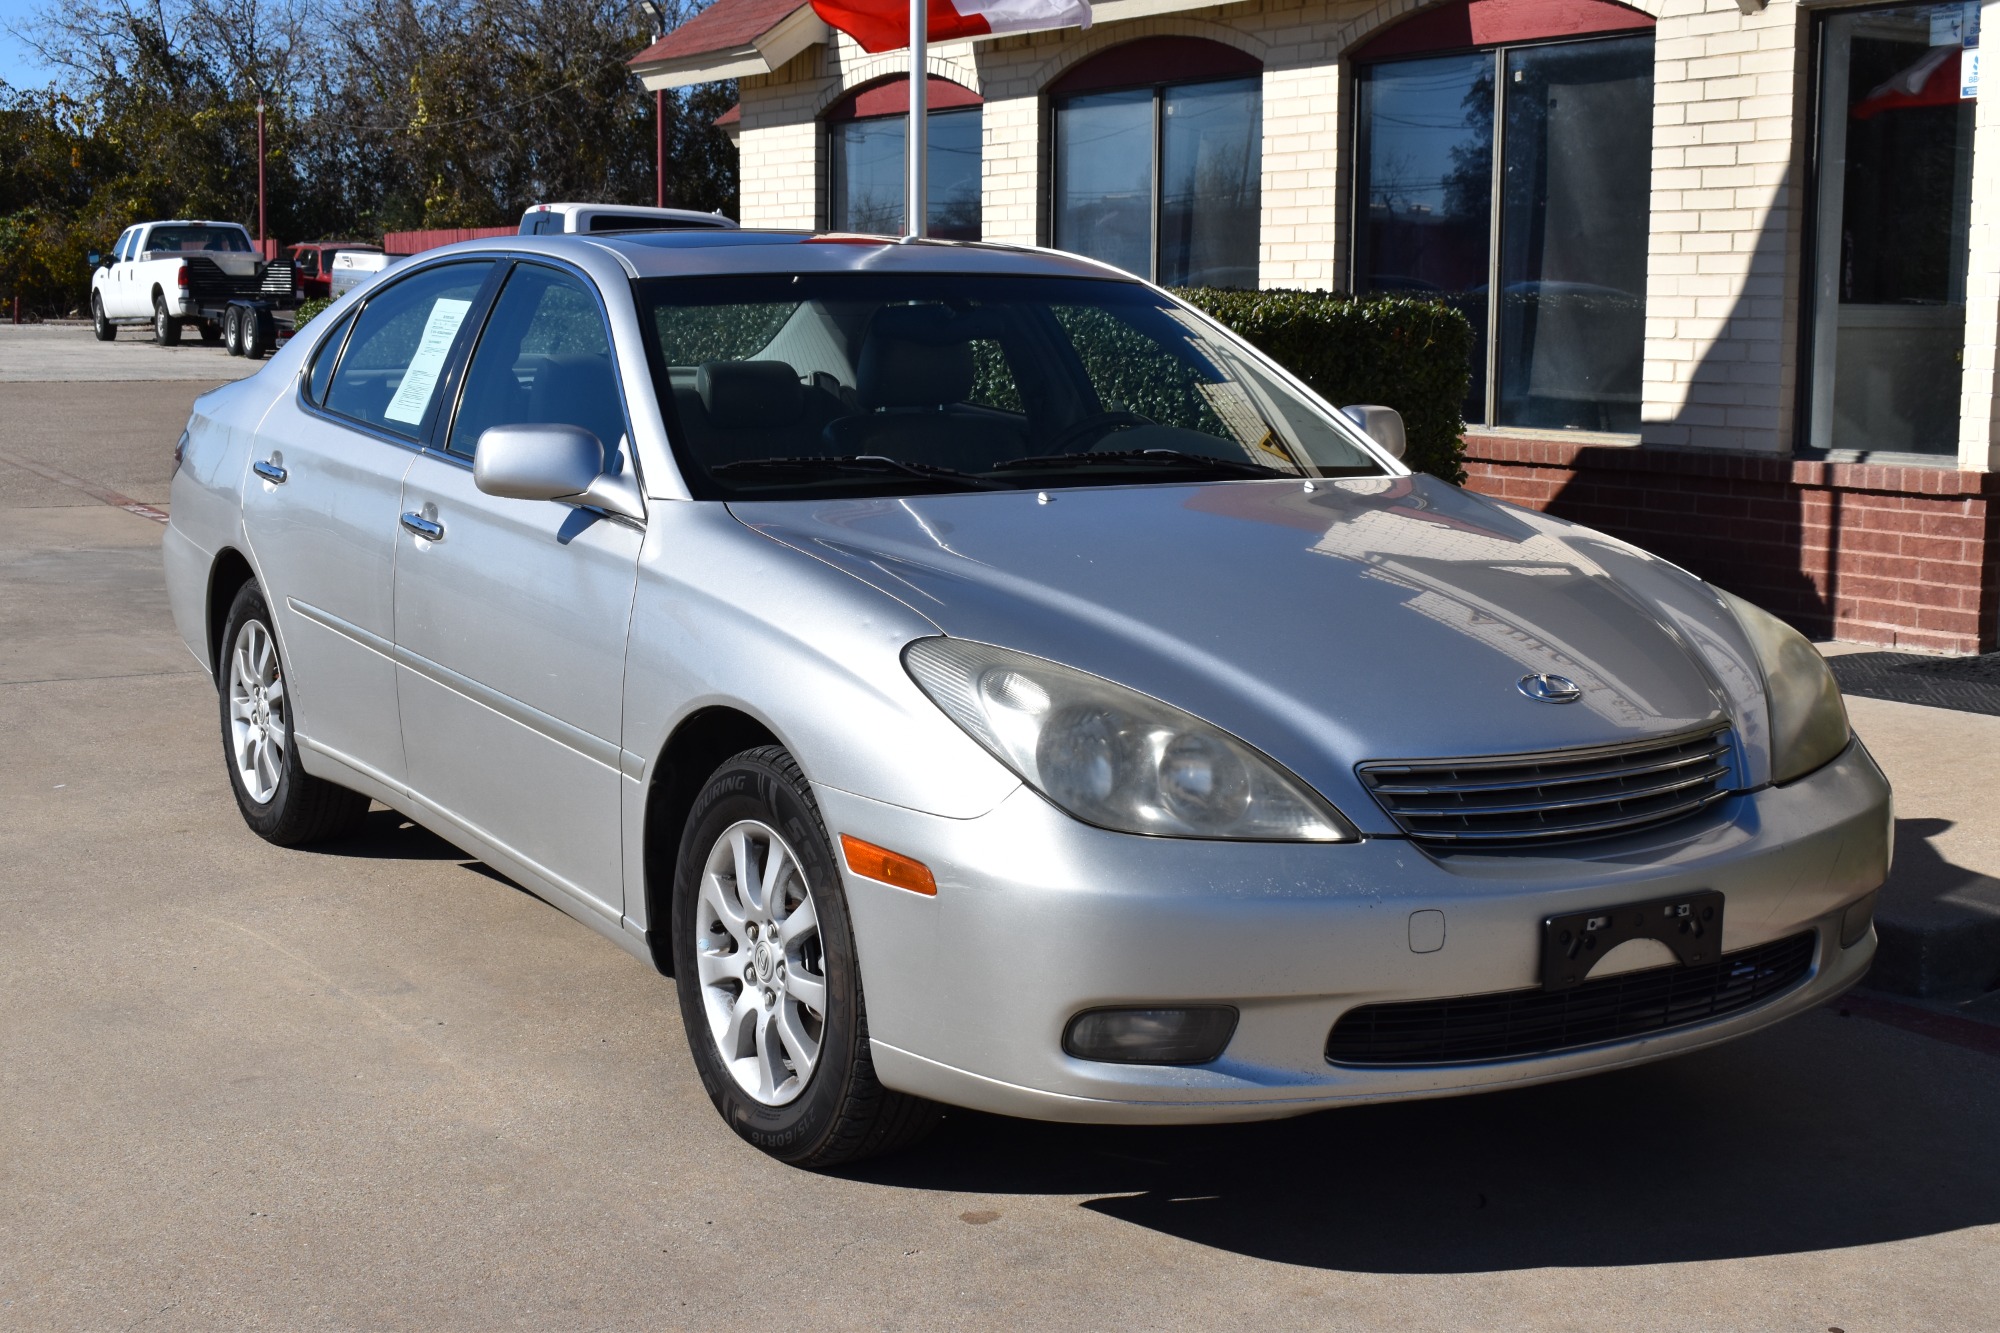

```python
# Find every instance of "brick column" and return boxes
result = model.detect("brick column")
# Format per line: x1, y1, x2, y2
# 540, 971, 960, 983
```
1640, 0, 1804, 454
1957, 0, 2000, 473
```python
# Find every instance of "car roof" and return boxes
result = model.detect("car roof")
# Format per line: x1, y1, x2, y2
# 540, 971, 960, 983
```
434, 229, 1139, 282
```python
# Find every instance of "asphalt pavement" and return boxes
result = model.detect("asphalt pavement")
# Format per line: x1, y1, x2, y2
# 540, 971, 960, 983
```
3, 327, 1998, 1331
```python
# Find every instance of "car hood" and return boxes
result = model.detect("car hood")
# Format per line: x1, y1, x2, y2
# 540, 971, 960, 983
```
730, 476, 1750, 833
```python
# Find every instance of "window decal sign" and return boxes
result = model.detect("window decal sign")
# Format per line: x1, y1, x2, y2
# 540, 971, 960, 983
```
385, 298, 473, 425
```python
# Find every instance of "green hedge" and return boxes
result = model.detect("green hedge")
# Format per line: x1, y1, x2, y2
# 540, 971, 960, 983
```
292, 296, 333, 330
1173, 288, 1473, 484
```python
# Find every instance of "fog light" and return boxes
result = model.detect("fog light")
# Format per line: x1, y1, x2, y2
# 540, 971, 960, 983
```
1840, 891, 1878, 948
1063, 1006, 1237, 1065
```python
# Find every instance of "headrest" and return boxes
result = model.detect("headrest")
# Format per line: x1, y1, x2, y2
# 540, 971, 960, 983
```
857, 325, 975, 409
697, 360, 802, 428
529, 353, 613, 416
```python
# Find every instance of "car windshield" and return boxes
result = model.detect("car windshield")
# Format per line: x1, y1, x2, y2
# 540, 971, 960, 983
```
146, 225, 253, 253
637, 273, 1386, 499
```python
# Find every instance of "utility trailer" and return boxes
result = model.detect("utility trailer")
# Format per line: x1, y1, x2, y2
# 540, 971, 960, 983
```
181, 254, 301, 359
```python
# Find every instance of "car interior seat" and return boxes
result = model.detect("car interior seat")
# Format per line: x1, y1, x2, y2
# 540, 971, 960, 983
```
821, 305, 1028, 470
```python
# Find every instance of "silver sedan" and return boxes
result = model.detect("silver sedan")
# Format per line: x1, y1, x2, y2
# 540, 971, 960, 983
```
164, 232, 1890, 1166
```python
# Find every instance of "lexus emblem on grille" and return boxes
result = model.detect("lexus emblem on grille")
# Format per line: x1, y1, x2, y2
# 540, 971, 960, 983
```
1518, 673, 1582, 704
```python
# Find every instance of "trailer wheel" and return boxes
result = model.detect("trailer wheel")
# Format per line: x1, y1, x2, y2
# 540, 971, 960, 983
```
224, 306, 244, 357
242, 309, 271, 360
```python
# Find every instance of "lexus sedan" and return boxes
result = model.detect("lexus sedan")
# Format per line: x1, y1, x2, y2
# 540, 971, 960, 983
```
164, 231, 1890, 1167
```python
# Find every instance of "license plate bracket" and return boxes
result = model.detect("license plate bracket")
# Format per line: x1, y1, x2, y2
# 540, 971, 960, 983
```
1541, 890, 1724, 991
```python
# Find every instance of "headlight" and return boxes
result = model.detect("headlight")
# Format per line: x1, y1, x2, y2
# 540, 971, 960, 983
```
904, 638, 1356, 841
1716, 590, 1851, 785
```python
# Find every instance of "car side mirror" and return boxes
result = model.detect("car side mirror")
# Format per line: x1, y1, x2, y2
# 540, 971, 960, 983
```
1340, 404, 1407, 461
89, 252, 104, 269
473, 424, 644, 521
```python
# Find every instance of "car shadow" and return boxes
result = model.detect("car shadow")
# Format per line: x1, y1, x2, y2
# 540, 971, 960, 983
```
846, 1015, 2000, 1272
306, 806, 466, 860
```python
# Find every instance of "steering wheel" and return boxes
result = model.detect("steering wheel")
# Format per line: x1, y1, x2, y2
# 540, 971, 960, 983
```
1046, 410, 1154, 454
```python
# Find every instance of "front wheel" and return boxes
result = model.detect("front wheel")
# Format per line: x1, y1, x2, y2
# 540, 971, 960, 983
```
91, 294, 116, 341
217, 581, 368, 845
153, 295, 182, 346
673, 746, 937, 1167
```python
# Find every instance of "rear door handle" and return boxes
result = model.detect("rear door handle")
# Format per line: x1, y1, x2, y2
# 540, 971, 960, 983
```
252, 459, 287, 484
400, 511, 444, 542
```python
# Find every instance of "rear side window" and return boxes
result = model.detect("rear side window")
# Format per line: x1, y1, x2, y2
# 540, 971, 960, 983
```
324, 261, 494, 438
307, 309, 357, 405
447, 264, 626, 460
522, 213, 563, 235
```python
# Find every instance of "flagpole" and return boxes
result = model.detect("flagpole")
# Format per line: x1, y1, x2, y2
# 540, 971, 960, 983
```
905, 0, 927, 239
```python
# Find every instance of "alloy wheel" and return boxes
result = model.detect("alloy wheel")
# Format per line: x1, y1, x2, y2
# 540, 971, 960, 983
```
694, 820, 827, 1106
226, 618, 287, 805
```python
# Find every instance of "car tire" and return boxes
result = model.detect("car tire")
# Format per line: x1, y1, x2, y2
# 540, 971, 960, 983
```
91, 294, 116, 341
198, 321, 223, 345
217, 581, 368, 846
223, 306, 244, 356
673, 746, 938, 1167
153, 294, 181, 346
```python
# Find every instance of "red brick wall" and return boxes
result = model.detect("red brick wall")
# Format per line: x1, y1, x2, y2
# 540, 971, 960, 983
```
1461, 434, 2000, 654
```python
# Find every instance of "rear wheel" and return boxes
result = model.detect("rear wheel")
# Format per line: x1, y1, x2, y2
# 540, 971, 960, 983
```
91, 294, 116, 341
153, 294, 181, 346
242, 308, 271, 359
217, 581, 368, 846
673, 746, 937, 1167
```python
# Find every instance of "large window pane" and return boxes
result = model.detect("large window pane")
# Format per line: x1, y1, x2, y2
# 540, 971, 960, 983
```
830, 108, 983, 240
1495, 35, 1652, 432
1054, 88, 1154, 279
1159, 78, 1262, 287
1809, 3, 1973, 455
1354, 53, 1494, 422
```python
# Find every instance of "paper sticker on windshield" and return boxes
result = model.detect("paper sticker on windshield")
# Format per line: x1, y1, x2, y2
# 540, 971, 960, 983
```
384, 298, 473, 425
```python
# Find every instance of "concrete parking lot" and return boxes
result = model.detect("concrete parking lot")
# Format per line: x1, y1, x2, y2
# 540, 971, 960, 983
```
4, 325, 1999, 1331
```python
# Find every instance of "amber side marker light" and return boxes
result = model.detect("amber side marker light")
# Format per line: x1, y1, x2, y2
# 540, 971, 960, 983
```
839, 835, 937, 897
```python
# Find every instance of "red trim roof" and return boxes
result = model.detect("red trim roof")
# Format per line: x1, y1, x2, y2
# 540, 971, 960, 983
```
630, 0, 806, 64
824, 75, 984, 120
1351, 0, 1653, 62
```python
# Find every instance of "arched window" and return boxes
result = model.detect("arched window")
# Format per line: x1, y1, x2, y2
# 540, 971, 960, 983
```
826, 76, 983, 240
1050, 37, 1263, 287
1351, 0, 1655, 431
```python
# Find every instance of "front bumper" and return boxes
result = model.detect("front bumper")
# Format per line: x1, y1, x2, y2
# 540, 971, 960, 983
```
817, 738, 1891, 1124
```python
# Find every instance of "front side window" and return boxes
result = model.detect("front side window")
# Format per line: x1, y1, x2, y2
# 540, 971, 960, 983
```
1807, 1, 1974, 455
829, 102, 983, 240
1054, 73, 1262, 288
1355, 30, 1653, 431
640, 272, 1383, 500
323, 261, 495, 437
448, 264, 626, 460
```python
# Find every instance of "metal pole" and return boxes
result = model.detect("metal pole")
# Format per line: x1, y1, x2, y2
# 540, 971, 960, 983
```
905, 0, 926, 239
256, 101, 267, 257
656, 88, 666, 208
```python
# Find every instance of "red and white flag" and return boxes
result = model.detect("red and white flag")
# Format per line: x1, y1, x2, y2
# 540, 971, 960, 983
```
811, 0, 1090, 54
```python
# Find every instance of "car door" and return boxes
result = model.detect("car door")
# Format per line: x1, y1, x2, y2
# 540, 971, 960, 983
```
108, 229, 138, 317
241, 258, 498, 794
392, 260, 642, 922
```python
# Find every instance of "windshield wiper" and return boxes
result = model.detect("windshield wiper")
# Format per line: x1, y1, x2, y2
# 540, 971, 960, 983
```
711, 454, 1009, 490
992, 448, 1294, 479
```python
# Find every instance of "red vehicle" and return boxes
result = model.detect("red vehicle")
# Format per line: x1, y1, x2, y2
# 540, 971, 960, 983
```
284, 242, 382, 300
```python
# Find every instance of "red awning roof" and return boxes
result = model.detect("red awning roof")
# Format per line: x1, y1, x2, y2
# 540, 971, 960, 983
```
630, 0, 808, 65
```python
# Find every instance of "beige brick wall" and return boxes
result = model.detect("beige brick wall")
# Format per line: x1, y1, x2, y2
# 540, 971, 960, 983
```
727, 0, 1993, 470
1639, 0, 1803, 454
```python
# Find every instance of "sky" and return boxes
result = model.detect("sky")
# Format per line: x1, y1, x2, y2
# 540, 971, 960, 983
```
0, 0, 53, 90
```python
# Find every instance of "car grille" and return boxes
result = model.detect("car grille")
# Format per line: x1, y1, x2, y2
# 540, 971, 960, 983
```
1357, 725, 1735, 848
1323, 931, 1816, 1067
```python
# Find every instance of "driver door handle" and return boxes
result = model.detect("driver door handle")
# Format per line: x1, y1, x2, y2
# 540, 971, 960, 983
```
400, 511, 444, 542
252, 459, 287, 484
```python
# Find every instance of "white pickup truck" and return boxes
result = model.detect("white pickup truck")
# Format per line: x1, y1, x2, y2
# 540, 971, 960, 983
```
89, 219, 298, 353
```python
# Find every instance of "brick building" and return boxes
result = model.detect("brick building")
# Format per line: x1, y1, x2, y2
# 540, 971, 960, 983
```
633, 0, 2000, 652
